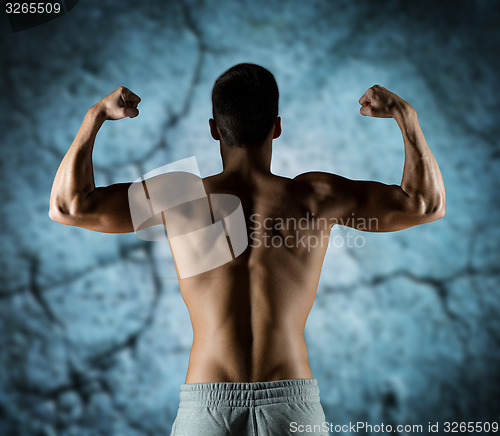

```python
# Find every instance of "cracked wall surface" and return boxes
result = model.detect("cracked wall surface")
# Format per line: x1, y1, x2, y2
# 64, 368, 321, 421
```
1, 0, 499, 434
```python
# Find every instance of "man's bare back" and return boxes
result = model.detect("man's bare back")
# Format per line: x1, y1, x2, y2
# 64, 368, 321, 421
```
182, 170, 329, 382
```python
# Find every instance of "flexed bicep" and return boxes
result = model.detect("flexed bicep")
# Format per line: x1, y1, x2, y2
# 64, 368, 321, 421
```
50, 183, 136, 233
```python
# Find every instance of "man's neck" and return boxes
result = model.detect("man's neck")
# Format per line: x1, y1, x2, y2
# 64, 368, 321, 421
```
220, 140, 272, 177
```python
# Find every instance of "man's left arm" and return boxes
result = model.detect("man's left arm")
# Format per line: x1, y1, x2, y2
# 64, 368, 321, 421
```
49, 87, 140, 233
295, 85, 445, 232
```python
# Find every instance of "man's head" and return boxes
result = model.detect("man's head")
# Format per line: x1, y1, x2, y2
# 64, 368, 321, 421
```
211, 63, 280, 147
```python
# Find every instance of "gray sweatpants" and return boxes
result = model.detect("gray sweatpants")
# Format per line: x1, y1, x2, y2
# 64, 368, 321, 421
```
170, 378, 329, 435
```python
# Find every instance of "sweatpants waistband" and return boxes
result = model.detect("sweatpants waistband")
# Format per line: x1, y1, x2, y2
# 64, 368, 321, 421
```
179, 378, 320, 408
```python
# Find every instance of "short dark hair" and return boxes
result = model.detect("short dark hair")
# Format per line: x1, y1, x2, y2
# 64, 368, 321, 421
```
212, 63, 279, 146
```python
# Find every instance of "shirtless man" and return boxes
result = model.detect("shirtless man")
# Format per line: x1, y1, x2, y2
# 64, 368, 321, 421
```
49, 64, 445, 435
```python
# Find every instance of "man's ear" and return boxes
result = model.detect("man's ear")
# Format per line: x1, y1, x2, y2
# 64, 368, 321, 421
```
209, 118, 220, 141
272, 117, 282, 139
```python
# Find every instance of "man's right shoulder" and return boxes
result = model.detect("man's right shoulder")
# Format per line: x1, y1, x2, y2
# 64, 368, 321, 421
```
293, 171, 346, 195
294, 171, 342, 183
292, 172, 357, 220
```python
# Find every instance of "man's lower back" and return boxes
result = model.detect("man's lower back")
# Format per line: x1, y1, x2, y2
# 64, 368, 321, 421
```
184, 323, 314, 383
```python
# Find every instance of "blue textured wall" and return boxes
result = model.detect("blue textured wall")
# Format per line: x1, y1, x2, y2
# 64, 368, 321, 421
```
1, 1, 499, 434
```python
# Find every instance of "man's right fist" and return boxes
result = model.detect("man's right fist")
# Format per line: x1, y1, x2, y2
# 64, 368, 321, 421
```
97, 86, 141, 120
358, 85, 409, 118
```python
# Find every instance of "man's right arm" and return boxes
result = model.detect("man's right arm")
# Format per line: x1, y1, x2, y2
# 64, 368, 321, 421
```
295, 85, 446, 232
49, 87, 141, 233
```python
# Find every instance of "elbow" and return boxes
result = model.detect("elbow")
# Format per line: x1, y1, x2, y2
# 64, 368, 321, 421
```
49, 192, 85, 222
49, 194, 92, 225
427, 205, 445, 221
48, 200, 59, 222
429, 191, 446, 219
435, 203, 445, 219
48, 204, 68, 223
406, 191, 445, 223
49, 199, 79, 224
422, 193, 446, 222
48, 208, 57, 222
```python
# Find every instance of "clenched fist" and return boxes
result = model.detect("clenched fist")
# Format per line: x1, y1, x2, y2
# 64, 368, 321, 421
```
358, 85, 411, 118
96, 86, 141, 120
